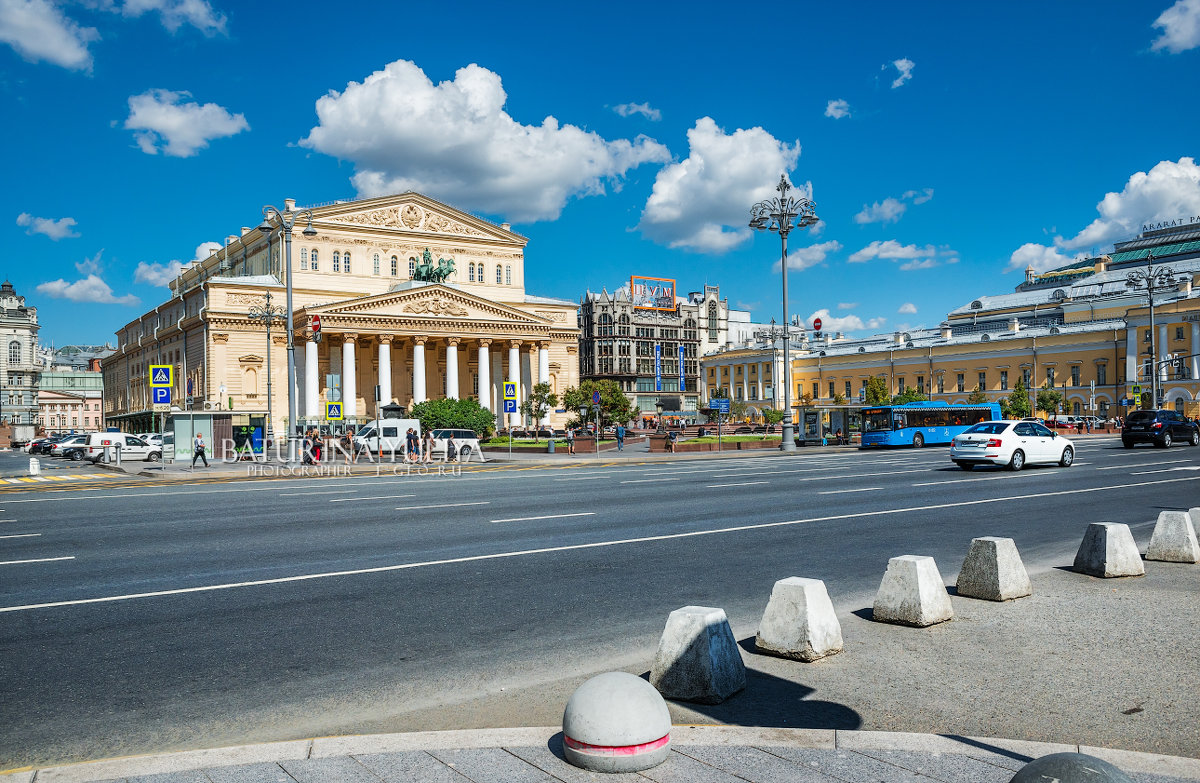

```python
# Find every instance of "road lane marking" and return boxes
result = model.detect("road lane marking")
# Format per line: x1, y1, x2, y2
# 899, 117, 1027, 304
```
394, 501, 490, 511
1130, 469, 1182, 475
818, 487, 882, 495
620, 479, 677, 484
706, 481, 769, 488
0, 556, 73, 566
1096, 460, 1190, 470
553, 476, 607, 482
278, 490, 358, 496
5, 475, 1194, 614
0, 533, 40, 539
329, 494, 416, 503
490, 512, 595, 524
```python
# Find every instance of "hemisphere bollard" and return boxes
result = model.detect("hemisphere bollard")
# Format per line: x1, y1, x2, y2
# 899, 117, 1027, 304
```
1009, 752, 1133, 783
562, 672, 671, 773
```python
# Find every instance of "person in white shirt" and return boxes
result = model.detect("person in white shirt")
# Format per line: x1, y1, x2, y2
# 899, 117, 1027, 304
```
192, 432, 208, 467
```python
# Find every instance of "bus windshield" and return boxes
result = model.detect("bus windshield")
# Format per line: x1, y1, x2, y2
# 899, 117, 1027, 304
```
863, 410, 893, 432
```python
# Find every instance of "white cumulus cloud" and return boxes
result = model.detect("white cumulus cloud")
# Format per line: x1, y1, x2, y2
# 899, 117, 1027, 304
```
849, 239, 957, 270
118, 0, 225, 34
898, 302, 918, 314
1152, 0, 1200, 53
301, 60, 669, 224
775, 240, 842, 271
808, 308, 886, 334
837, 302, 858, 310
134, 241, 220, 286
16, 211, 78, 239
855, 188, 933, 224
37, 271, 138, 305
124, 88, 248, 157
889, 57, 915, 88
0, 0, 99, 71
639, 117, 802, 253
824, 99, 850, 119
613, 101, 661, 121
1007, 242, 1079, 274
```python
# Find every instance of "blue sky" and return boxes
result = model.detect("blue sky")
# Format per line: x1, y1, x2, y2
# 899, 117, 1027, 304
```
3, 0, 1200, 347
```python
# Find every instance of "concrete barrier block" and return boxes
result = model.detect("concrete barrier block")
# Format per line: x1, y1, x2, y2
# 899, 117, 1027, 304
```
956, 537, 1032, 601
562, 671, 671, 773
1073, 523, 1145, 578
755, 577, 843, 661
649, 606, 746, 704
872, 555, 953, 627
1190, 507, 1200, 533
1145, 510, 1200, 563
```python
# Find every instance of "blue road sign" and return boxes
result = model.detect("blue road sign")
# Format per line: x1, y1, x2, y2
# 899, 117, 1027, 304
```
152, 387, 171, 405
712, 398, 731, 414
503, 398, 517, 413
504, 382, 517, 400
654, 344, 662, 392
592, 390, 601, 405
326, 402, 343, 420
149, 365, 173, 387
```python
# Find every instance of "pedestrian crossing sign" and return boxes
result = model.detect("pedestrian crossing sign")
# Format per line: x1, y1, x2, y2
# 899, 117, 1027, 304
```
149, 365, 173, 387
503, 382, 517, 400
326, 402, 343, 420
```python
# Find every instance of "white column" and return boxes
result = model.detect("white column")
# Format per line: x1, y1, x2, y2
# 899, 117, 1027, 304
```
305, 338, 319, 419
1159, 324, 1169, 383
741, 364, 749, 403
756, 362, 764, 402
508, 340, 521, 427
342, 334, 357, 419
538, 343, 550, 424
1192, 323, 1199, 380
477, 340, 491, 410
413, 338, 427, 404
446, 338, 460, 399
378, 336, 392, 411
1126, 327, 1138, 385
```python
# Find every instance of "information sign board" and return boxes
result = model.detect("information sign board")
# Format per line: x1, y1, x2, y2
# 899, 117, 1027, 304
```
711, 397, 731, 414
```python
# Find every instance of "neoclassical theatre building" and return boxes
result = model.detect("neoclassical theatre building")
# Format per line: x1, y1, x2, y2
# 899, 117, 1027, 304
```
102, 193, 580, 436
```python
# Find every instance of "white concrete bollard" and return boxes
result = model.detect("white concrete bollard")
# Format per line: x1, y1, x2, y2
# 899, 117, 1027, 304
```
872, 555, 953, 627
755, 577, 843, 662
562, 672, 671, 773
1145, 510, 1200, 563
956, 537, 1032, 601
649, 606, 746, 704
28, 457, 40, 476
1072, 523, 1145, 578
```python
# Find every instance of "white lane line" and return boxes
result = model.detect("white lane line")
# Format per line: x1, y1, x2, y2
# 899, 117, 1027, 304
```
706, 481, 769, 488
1096, 460, 1190, 470
1129, 469, 1181, 475
490, 512, 595, 524
0, 533, 40, 539
0, 556, 73, 566
278, 490, 357, 496
0, 479, 420, 504
0, 519, 16, 523
621, 478, 677, 484
553, 476, 607, 482
913, 475, 1022, 486
2, 475, 1194, 615
395, 501, 490, 511
329, 494, 415, 503
818, 487, 882, 495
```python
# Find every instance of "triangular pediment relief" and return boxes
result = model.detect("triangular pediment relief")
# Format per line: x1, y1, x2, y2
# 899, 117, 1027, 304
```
302, 285, 551, 326
315, 192, 525, 244
238, 354, 264, 364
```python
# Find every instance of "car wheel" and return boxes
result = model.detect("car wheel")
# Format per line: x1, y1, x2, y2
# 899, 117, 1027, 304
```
912, 432, 924, 448
1160, 432, 1172, 448
1059, 446, 1074, 467
70, 451, 83, 461
954, 461, 974, 471
1009, 449, 1025, 471
1191, 430, 1199, 447
1122, 438, 1134, 449
459, 445, 472, 459
147, 452, 161, 462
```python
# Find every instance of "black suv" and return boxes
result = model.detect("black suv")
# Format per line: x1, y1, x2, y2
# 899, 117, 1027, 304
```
1121, 409, 1200, 448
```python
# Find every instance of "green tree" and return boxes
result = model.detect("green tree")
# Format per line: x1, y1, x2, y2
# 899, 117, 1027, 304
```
831, 392, 848, 406
1036, 382, 1064, 417
864, 376, 890, 405
730, 399, 750, 421
1003, 377, 1032, 419
798, 391, 815, 406
561, 379, 636, 430
518, 382, 558, 441
892, 386, 928, 404
762, 407, 786, 426
410, 397, 496, 438
967, 384, 988, 404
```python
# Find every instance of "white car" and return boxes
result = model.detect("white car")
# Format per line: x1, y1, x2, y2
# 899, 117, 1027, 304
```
429, 428, 483, 461
84, 432, 162, 463
949, 420, 1075, 471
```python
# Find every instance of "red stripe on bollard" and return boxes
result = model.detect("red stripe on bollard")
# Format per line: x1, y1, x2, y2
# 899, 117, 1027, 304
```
564, 733, 670, 757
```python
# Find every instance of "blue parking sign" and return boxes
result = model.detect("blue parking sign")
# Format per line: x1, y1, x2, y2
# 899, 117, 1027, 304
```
152, 387, 171, 405
503, 399, 517, 413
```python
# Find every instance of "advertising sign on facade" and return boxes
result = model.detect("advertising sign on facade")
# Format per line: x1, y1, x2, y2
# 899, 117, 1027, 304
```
678, 345, 685, 391
654, 344, 662, 392
630, 276, 676, 311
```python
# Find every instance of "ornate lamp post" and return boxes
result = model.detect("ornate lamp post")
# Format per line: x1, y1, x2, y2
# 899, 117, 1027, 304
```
750, 175, 819, 451
1125, 251, 1179, 409
247, 290, 287, 449
258, 203, 317, 463
762, 317, 786, 418
655, 399, 665, 434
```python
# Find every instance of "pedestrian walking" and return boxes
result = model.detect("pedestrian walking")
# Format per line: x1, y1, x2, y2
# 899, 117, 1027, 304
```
615, 424, 625, 452
342, 427, 356, 463
566, 427, 575, 455
406, 428, 420, 463
192, 431, 208, 468
422, 429, 435, 463
313, 431, 323, 463
667, 430, 677, 453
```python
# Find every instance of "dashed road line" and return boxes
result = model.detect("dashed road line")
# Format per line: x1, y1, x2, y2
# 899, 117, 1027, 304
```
490, 512, 595, 524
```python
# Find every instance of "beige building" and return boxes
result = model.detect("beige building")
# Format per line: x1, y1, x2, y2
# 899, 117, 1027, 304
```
102, 192, 580, 436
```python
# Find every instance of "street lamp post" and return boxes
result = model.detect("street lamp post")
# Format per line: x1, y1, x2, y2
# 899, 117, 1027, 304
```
1125, 251, 1179, 409
750, 174, 819, 452
247, 290, 287, 452
763, 317, 786, 425
655, 399, 665, 434
258, 203, 317, 463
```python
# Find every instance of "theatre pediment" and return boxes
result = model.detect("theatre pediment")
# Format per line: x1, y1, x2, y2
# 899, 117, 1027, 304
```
318, 194, 523, 244
301, 285, 551, 328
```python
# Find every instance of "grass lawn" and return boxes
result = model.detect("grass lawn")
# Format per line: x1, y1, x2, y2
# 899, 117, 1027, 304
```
481, 437, 618, 447
686, 434, 783, 444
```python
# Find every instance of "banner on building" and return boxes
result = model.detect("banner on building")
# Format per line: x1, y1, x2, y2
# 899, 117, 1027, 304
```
678, 345, 685, 392
630, 276, 676, 311
655, 344, 662, 392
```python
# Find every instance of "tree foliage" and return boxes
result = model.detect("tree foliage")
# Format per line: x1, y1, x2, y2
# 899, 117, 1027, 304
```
1002, 377, 1032, 419
1036, 382, 1064, 416
892, 386, 928, 404
864, 376, 890, 405
518, 382, 558, 440
561, 379, 636, 429
967, 384, 989, 404
410, 397, 496, 438
762, 407, 786, 426
831, 392, 848, 406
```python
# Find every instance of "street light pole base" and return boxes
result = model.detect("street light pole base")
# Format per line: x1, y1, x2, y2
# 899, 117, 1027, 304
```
780, 423, 797, 451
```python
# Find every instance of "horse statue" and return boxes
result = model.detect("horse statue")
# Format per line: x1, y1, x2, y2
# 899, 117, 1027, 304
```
411, 248, 456, 283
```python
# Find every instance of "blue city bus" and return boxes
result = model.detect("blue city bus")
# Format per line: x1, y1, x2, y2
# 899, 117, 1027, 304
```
859, 401, 1002, 448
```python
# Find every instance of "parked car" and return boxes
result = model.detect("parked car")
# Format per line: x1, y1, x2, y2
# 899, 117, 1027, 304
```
30, 435, 71, 455
49, 434, 90, 457
949, 420, 1075, 471
429, 428, 482, 461
84, 432, 162, 462
1047, 416, 1079, 430
1121, 409, 1200, 448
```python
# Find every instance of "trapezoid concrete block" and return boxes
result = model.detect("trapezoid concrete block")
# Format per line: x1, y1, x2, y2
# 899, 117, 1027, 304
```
872, 555, 953, 627
1145, 510, 1200, 563
1009, 751, 1133, 783
562, 671, 671, 773
955, 537, 1032, 601
754, 577, 843, 661
649, 605, 746, 704
1072, 522, 1145, 578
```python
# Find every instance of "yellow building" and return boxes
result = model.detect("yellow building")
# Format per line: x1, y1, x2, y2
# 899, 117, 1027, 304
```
102, 192, 580, 437
704, 225, 1200, 427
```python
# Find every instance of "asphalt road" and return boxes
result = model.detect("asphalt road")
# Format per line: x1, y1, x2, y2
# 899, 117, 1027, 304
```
2, 437, 1199, 769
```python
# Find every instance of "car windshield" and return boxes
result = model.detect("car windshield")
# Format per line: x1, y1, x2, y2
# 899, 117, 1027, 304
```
965, 422, 1008, 435
1126, 411, 1156, 423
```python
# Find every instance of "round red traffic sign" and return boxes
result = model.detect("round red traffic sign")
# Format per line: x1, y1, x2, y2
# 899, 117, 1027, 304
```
311, 315, 321, 333
813, 317, 822, 331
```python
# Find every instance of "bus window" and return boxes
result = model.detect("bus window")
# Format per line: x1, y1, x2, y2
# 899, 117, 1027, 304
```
893, 414, 907, 429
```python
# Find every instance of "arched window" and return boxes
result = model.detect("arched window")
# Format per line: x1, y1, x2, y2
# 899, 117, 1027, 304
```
373, 254, 380, 275
707, 302, 718, 341
505, 265, 512, 285
300, 248, 309, 270
343, 252, 350, 273
408, 258, 416, 277
495, 264, 502, 284
245, 368, 258, 396
311, 249, 319, 271
468, 263, 475, 282
7, 341, 19, 366
332, 251, 340, 273
391, 255, 398, 276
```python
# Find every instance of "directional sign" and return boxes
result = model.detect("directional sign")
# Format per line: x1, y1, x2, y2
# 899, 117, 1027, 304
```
711, 397, 731, 414
325, 401, 343, 420
149, 365, 173, 387
504, 382, 517, 400
152, 387, 171, 405
503, 399, 517, 413
592, 390, 601, 405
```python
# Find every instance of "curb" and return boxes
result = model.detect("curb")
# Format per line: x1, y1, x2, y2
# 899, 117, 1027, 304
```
6, 727, 1199, 782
